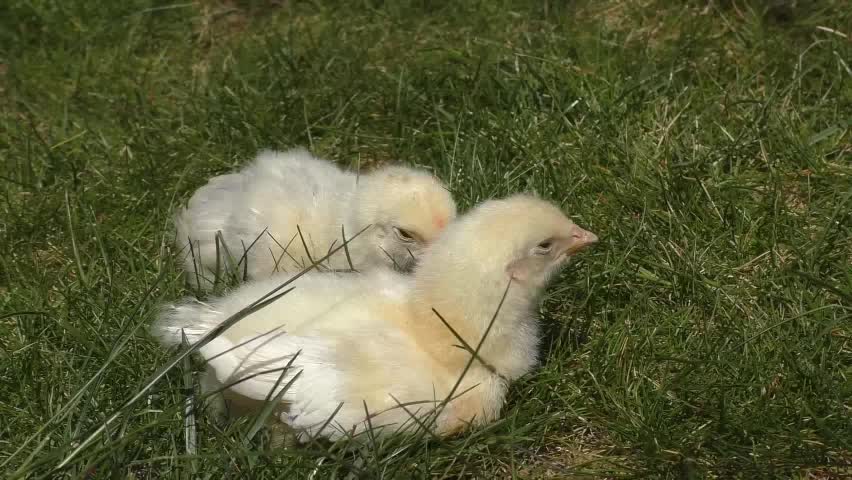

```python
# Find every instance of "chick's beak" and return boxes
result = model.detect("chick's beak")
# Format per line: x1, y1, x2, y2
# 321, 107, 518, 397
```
563, 224, 598, 255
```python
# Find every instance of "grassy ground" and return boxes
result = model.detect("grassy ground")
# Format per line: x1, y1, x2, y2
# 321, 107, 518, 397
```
1, 0, 851, 478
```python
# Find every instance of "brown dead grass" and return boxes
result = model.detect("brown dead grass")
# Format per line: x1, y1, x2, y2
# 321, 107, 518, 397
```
190, 0, 282, 84
578, 0, 700, 50
194, 0, 251, 44
515, 427, 632, 479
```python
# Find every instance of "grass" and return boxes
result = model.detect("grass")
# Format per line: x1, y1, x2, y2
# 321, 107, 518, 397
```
1, 0, 850, 477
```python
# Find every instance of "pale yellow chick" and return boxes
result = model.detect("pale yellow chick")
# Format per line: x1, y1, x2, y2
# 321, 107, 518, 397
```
154, 195, 597, 439
176, 148, 456, 289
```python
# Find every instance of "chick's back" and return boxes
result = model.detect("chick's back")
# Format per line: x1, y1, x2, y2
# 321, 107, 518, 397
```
177, 149, 359, 285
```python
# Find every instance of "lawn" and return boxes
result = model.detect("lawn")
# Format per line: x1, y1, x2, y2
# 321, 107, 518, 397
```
1, 0, 850, 478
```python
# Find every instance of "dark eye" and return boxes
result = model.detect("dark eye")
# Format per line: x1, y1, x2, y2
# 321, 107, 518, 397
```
534, 240, 553, 254
394, 227, 416, 242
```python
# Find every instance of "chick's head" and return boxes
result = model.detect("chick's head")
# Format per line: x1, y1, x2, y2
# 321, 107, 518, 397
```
352, 166, 456, 271
410, 194, 598, 373
493, 195, 598, 289
419, 194, 598, 296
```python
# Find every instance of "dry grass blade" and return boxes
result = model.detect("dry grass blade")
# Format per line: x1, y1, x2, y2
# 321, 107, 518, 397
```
431, 307, 507, 381
341, 224, 357, 271
432, 279, 513, 429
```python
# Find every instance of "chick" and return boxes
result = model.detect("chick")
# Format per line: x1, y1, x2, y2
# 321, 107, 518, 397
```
154, 195, 597, 439
176, 148, 456, 289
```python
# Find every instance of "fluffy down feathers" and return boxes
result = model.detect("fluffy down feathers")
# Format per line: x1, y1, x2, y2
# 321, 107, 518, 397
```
154, 194, 597, 439
176, 148, 456, 289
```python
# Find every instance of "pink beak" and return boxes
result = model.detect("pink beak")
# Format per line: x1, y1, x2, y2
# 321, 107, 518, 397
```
564, 224, 598, 254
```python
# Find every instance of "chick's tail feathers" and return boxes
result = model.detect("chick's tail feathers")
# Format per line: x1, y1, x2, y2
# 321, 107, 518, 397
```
150, 299, 223, 348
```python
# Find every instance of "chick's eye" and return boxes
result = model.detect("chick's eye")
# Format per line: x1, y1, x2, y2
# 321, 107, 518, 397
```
394, 227, 416, 242
534, 240, 553, 254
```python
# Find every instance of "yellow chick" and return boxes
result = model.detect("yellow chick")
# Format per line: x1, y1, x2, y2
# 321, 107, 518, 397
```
176, 148, 456, 289
154, 195, 597, 439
